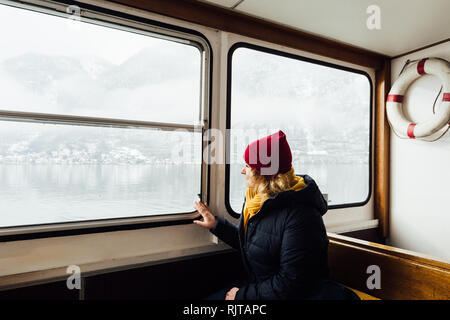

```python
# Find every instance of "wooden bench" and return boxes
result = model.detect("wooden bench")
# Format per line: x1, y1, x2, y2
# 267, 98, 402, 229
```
347, 287, 379, 300
327, 233, 450, 300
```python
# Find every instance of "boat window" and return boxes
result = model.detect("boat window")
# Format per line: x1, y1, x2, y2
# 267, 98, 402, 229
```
227, 44, 371, 214
0, 2, 205, 228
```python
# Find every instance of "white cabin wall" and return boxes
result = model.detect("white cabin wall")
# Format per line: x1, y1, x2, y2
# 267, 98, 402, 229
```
388, 41, 450, 261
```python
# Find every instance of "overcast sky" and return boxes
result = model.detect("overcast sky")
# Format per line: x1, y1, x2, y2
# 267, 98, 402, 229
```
0, 2, 193, 65
0, 1, 370, 134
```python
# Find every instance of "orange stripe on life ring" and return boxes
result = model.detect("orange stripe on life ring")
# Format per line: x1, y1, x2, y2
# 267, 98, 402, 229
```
417, 58, 427, 75
387, 94, 403, 102
407, 123, 416, 139
443, 93, 450, 101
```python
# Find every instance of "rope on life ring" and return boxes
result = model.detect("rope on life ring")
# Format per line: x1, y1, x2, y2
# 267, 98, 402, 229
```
386, 57, 450, 141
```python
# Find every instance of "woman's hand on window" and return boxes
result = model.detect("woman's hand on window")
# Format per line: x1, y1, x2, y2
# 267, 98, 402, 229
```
193, 201, 217, 229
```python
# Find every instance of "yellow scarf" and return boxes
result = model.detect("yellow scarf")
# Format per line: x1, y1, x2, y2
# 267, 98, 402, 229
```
243, 168, 306, 231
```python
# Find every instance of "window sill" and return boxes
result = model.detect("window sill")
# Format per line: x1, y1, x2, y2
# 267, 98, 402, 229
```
0, 224, 231, 291
326, 219, 379, 234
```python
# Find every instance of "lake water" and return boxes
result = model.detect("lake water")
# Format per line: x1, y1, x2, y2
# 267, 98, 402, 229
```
0, 163, 368, 228
229, 162, 369, 212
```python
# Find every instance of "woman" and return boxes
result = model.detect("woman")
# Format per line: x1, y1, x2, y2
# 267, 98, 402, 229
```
193, 130, 357, 300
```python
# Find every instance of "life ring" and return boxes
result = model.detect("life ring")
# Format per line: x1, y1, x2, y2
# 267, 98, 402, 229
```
386, 57, 450, 139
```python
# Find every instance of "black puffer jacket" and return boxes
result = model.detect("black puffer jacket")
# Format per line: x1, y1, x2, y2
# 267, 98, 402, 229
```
211, 175, 330, 300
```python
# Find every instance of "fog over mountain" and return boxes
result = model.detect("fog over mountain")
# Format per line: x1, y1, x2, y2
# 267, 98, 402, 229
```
0, 45, 200, 116
230, 48, 370, 165
3, 53, 112, 88
0, 47, 369, 166
0, 47, 201, 165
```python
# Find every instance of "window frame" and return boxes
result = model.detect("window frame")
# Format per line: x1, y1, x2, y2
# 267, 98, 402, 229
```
224, 42, 373, 219
0, 0, 212, 241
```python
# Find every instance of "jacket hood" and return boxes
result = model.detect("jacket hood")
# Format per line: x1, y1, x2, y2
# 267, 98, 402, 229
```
263, 174, 328, 216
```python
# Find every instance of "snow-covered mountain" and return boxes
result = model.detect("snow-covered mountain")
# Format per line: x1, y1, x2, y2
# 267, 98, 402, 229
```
99, 47, 198, 89
1, 47, 198, 91
0, 48, 369, 165
2, 53, 113, 89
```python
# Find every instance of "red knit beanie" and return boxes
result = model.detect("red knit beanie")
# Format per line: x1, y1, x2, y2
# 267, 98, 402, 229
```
243, 130, 292, 176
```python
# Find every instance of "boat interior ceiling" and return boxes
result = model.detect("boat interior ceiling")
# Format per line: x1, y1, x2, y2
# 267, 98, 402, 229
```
0, 0, 448, 301
201, 0, 449, 57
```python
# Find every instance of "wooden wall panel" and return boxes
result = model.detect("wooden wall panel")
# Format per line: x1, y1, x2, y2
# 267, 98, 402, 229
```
374, 59, 391, 239
108, 0, 387, 69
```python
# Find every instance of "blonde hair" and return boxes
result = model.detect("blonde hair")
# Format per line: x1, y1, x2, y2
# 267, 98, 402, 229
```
246, 166, 298, 203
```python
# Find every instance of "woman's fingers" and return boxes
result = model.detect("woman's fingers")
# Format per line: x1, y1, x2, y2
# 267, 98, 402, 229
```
192, 211, 202, 219
196, 200, 207, 209
193, 219, 211, 228
193, 201, 203, 216
193, 213, 211, 228
193, 201, 210, 223
193, 200, 217, 229
193, 219, 203, 226
193, 201, 209, 216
